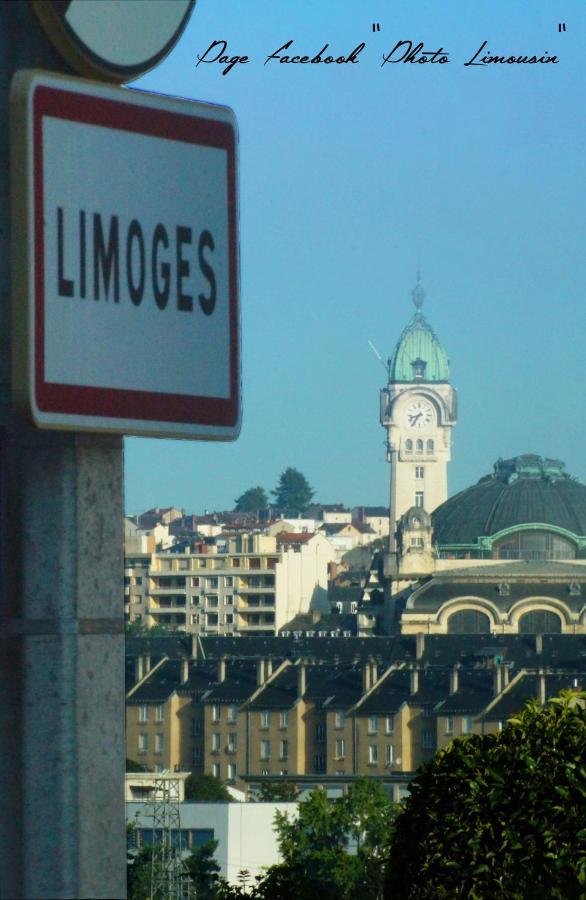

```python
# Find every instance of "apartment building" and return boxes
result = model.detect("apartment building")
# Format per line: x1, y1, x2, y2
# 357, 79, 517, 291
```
125, 532, 336, 636
126, 632, 586, 795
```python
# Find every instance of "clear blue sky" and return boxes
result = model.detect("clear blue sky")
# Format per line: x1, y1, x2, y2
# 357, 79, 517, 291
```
124, 0, 586, 514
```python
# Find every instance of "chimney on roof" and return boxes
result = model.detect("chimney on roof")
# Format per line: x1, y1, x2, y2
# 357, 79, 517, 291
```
535, 633, 543, 655
362, 663, 371, 694
218, 658, 226, 683
297, 663, 306, 698
266, 659, 274, 679
493, 664, 503, 697
449, 663, 460, 695
503, 663, 511, 688
181, 659, 189, 684
410, 665, 419, 696
370, 660, 378, 686
416, 633, 425, 661
191, 634, 198, 660
257, 659, 266, 687
539, 669, 547, 704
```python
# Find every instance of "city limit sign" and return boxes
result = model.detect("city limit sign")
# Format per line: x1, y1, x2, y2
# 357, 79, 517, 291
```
10, 70, 240, 440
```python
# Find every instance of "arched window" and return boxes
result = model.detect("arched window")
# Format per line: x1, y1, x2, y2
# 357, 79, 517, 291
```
416, 439, 423, 454
518, 610, 562, 633
427, 439, 434, 453
447, 610, 491, 634
493, 531, 576, 561
405, 439, 413, 452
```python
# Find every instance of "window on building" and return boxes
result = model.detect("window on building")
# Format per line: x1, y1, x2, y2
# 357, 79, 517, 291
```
427, 439, 434, 453
445, 715, 454, 734
422, 730, 435, 750
405, 439, 413, 453
155, 734, 164, 753
518, 610, 562, 634
260, 740, 271, 760
447, 610, 491, 634
228, 734, 237, 752
416, 439, 423, 454
207, 595, 219, 608
335, 739, 345, 759
367, 716, 378, 735
136, 577, 143, 585
138, 734, 148, 752
192, 718, 202, 737
192, 577, 200, 587
155, 704, 164, 722
415, 466, 424, 479
212, 763, 220, 778
410, 537, 424, 548
260, 768, 270, 776
415, 491, 424, 508
422, 704, 434, 718
231, 558, 240, 568
315, 753, 325, 773
191, 614, 199, 625
224, 595, 234, 606
279, 740, 288, 760
461, 715, 473, 735
207, 577, 219, 589
188, 828, 215, 848
260, 710, 270, 728
227, 764, 236, 782
385, 715, 395, 734
225, 613, 234, 625
212, 733, 221, 752
334, 710, 345, 729
386, 744, 394, 765
224, 576, 233, 587
207, 613, 218, 626
315, 723, 325, 742
138, 705, 148, 723
212, 705, 221, 722
279, 710, 289, 729
368, 745, 378, 764
227, 705, 237, 723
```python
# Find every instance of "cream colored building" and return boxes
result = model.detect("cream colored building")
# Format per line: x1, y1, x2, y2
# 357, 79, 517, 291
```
125, 532, 336, 636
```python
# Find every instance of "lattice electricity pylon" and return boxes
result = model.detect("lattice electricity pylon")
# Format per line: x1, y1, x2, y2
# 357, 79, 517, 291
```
149, 776, 195, 900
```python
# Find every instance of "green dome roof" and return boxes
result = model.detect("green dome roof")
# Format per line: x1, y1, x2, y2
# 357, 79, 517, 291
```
389, 312, 450, 383
432, 455, 586, 546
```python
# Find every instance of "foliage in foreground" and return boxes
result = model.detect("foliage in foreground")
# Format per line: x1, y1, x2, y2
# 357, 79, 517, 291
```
386, 692, 586, 899
219, 779, 397, 899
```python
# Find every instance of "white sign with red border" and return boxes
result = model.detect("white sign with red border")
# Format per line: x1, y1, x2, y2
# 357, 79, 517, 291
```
10, 70, 240, 440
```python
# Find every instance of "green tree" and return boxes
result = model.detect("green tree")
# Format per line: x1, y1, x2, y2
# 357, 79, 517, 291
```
185, 838, 222, 899
263, 780, 398, 900
184, 772, 233, 802
126, 757, 147, 773
252, 781, 300, 802
234, 486, 269, 513
386, 692, 586, 899
271, 467, 314, 514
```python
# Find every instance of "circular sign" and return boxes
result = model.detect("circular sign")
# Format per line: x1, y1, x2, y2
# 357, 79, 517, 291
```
30, 0, 196, 83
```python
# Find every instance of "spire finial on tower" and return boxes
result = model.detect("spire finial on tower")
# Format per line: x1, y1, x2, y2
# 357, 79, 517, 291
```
411, 269, 425, 311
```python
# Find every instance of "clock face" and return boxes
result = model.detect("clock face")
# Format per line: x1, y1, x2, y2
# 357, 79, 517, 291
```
405, 400, 433, 428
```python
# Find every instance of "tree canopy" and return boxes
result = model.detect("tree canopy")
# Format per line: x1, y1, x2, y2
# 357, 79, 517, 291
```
184, 773, 233, 802
271, 467, 314, 514
234, 486, 269, 513
251, 781, 300, 802
386, 692, 586, 899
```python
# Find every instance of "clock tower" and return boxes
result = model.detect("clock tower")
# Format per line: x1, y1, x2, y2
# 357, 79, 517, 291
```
380, 275, 457, 549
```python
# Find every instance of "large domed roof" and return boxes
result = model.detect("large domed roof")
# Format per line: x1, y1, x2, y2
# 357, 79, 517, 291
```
432, 455, 586, 545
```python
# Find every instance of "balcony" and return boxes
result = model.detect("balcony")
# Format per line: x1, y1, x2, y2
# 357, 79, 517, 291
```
147, 603, 186, 614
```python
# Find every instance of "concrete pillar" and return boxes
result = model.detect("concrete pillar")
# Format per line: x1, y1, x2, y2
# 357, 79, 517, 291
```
0, 5, 125, 897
